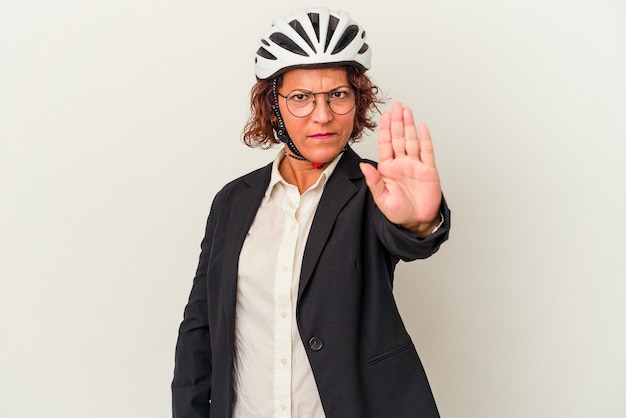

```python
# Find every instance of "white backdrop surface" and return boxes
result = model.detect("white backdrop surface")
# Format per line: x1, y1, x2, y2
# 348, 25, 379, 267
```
1, 1, 625, 417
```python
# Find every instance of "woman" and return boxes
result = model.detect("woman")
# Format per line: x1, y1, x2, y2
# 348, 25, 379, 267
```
172, 6, 450, 418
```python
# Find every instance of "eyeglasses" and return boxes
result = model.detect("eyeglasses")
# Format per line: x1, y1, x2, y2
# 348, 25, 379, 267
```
277, 86, 357, 118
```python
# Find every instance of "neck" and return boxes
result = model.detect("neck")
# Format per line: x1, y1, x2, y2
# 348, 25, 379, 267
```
279, 151, 326, 194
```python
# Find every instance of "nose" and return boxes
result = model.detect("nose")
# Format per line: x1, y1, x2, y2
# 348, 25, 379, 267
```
310, 94, 333, 123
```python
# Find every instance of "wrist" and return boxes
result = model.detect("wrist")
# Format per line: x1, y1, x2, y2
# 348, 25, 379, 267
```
400, 213, 444, 236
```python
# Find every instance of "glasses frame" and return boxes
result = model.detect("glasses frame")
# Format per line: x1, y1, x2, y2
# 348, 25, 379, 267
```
277, 85, 357, 118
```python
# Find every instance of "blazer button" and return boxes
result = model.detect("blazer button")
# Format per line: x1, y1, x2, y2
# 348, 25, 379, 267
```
308, 337, 324, 351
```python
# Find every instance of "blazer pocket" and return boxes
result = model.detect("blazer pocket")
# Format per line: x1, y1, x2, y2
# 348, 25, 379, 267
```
366, 341, 413, 367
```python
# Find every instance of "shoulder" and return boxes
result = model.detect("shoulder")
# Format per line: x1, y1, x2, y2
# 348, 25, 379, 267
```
213, 162, 272, 200
200, 163, 272, 221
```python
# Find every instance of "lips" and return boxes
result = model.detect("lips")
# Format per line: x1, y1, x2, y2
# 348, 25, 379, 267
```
309, 132, 335, 140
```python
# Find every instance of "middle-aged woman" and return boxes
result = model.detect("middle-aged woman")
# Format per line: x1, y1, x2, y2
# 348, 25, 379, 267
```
172, 6, 451, 418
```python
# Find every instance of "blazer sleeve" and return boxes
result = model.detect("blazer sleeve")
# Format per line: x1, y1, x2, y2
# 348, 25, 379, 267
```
373, 194, 451, 262
171, 193, 222, 417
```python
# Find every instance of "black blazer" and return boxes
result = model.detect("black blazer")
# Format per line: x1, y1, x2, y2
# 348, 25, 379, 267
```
172, 147, 450, 417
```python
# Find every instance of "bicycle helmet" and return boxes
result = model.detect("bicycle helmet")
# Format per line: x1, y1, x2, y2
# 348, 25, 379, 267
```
255, 6, 372, 79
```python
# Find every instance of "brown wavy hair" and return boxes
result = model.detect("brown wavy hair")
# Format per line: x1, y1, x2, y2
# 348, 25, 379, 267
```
242, 66, 385, 148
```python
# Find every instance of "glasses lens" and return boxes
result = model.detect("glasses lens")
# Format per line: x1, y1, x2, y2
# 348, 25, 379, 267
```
285, 88, 356, 118
327, 88, 355, 115
286, 90, 315, 118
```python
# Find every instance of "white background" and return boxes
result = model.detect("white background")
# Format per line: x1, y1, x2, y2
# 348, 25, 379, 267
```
1, 1, 625, 417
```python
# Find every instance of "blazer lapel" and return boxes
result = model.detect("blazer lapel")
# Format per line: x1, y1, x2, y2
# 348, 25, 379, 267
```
221, 164, 272, 330
298, 148, 363, 299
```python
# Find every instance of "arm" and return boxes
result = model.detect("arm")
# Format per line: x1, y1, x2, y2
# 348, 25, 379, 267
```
372, 194, 450, 262
172, 199, 220, 417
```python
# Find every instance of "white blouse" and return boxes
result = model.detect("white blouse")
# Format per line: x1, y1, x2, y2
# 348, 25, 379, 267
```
233, 151, 341, 418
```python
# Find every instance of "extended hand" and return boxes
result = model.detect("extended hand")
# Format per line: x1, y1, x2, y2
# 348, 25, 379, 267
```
359, 102, 442, 235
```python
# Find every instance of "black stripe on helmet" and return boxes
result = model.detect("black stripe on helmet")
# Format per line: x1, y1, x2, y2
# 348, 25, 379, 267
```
289, 19, 316, 53
307, 12, 320, 42
324, 15, 340, 52
331, 24, 359, 55
269, 32, 309, 56
257, 47, 277, 60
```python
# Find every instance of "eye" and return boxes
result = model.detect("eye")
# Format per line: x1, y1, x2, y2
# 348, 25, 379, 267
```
289, 91, 312, 102
329, 89, 351, 100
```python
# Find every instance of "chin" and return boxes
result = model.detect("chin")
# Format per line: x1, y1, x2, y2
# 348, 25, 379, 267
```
305, 147, 344, 163
308, 140, 349, 157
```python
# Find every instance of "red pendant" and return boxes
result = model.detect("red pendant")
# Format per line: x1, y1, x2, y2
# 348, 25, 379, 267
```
311, 162, 324, 169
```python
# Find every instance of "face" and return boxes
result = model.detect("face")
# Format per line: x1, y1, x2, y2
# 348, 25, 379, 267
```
278, 67, 355, 164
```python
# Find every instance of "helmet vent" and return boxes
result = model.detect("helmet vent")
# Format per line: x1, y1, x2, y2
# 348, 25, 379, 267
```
257, 47, 277, 60
269, 32, 309, 56
331, 24, 359, 55
324, 15, 340, 52
307, 12, 320, 42
358, 43, 369, 54
289, 19, 316, 53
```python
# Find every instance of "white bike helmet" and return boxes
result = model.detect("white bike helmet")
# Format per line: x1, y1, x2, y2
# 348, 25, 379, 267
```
255, 6, 372, 79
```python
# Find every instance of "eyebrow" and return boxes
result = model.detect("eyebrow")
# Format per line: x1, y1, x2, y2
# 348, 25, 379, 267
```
285, 85, 351, 92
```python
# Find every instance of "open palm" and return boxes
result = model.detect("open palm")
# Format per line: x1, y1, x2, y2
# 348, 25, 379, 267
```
360, 102, 442, 235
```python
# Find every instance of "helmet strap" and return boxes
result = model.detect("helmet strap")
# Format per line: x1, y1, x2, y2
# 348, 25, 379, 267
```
272, 79, 301, 153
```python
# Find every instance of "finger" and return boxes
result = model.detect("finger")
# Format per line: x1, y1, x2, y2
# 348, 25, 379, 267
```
390, 102, 406, 156
377, 111, 393, 162
403, 107, 420, 158
418, 123, 436, 166
359, 162, 386, 202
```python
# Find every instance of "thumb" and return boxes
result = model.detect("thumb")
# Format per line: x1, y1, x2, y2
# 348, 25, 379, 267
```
359, 162, 386, 201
